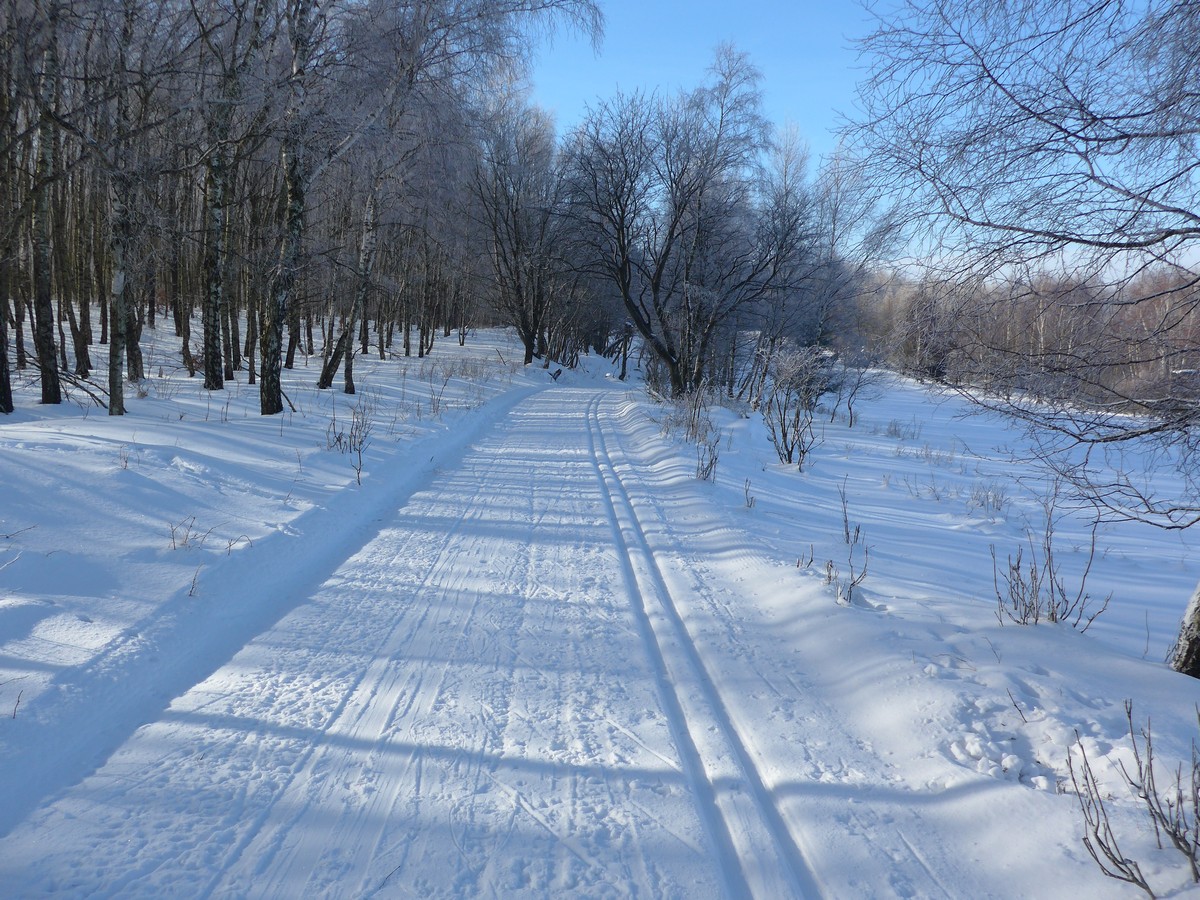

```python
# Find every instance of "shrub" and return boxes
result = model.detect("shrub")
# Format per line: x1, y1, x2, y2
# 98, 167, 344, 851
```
762, 345, 837, 470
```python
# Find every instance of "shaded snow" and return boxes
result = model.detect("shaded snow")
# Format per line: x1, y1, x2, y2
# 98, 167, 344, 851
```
1, 328, 1199, 897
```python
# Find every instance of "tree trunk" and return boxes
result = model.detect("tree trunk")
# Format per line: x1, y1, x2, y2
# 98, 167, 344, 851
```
317, 327, 350, 389
64, 295, 89, 377
31, 3, 62, 405
284, 309, 301, 369
170, 243, 196, 376
260, 0, 313, 415
201, 143, 228, 390
75, 266, 94, 375
57, 305, 69, 371
261, 139, 305, 415
170, 245, 184, 337
376, 302, 387, 360
221, 293, 235, 380
125, 281, 144, 382
0, 0, 13, 412
95, 225, 108, 346
0, 254, 12, 414
107, 194, 129, 416
14, 294, 27, 368
345, 190, 377, 396
1171, 582, 1200, 678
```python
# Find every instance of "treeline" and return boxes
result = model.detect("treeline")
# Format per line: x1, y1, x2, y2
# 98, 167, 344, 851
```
5, 0, 1200, 461
865, 269, 1200, 422
0, 0, 605, 416
474, 47, 891, 401
1, 0, 893, 417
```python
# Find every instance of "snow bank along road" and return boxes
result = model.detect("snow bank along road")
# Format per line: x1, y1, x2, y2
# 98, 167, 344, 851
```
3, 385, 1043, 897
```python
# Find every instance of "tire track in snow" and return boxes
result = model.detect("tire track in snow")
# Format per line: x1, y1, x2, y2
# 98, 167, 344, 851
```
585, 391, 822, 900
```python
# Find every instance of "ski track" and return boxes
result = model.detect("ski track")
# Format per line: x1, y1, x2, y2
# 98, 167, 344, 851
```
585, 392, 816, 899
0, 387, 724, 897
0, 383, 543, 842
1, 384, 979, 897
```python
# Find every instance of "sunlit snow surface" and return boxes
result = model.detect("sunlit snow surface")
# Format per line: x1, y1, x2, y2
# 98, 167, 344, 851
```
1, 328, 1198, 897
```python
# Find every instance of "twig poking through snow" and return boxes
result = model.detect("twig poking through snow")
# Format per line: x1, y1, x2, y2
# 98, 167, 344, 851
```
1006, 688, 1028, 724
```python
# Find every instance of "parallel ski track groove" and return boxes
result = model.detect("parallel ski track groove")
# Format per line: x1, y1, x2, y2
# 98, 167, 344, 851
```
582, 394, 747, 899
586, 391, 822, 900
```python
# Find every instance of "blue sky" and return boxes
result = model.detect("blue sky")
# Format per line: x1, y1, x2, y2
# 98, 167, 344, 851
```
528, 1, 876, 162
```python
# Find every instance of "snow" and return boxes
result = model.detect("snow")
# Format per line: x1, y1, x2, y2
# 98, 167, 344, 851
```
2, 327, 1200, 897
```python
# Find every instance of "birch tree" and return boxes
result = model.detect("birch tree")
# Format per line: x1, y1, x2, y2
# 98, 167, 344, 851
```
191, 0, 272, 391
317, 170, 382, 393
0, 0, 24, 415
93, 0, 187, 414
257, 0, 602, 415
31, 0, 62, 405
850, 0, 1200, 675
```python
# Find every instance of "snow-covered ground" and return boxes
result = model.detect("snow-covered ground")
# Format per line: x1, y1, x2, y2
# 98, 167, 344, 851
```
1, 327, 1199, 897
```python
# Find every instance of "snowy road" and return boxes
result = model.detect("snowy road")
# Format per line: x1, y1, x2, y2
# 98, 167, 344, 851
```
1, 384, 1047, 897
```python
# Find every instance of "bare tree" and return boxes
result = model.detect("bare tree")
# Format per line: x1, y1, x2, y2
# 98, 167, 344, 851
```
471, 98, 569, 365
732, 133, 898, 408
93, 0, 190, 414
191, 0, 273, 392
762, 343, 835, 469
849, 0, 1200, 675
0, 0, 27, 415
0, 0, 601, 417
567, 46, 812, 396
317, 166, 384, 394
30, 0, 63, 405
257, 0, 602, 415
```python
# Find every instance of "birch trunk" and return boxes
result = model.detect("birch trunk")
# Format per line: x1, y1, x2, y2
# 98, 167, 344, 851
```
344, 190, 378, 396
260, 137, 305, 415
31, 0, 62, 405
107, 188, 130, 416
0, 255, 12, 414
260, 0, 312, 415
201, 142, 228, 390
0, 39, 11, 413
1170, 582, 1200, 678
